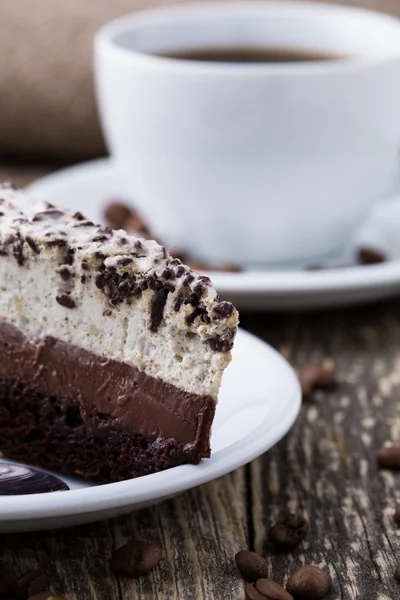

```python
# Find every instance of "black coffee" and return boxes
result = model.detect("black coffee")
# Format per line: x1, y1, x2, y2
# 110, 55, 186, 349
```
155, 46, 342, 63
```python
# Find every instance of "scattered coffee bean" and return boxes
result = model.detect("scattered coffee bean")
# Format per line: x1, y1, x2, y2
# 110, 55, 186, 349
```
377, 445, 400, 470
29, 593, 68, 600
268, 513, 309, 553
299, 362, 335, 398
110, 540, 161, 576
219, 263, 242, 273
11, 569, 46, 599
395, 563, 400, 582
286, 566, 331, 600
357, 247, 387, 265
235, 550, 268, 581
186, 260, 211, 271
394, 503, 400, 524
245, 579, 293, 600
103, 201, 133, 230
125, 213, 151, 237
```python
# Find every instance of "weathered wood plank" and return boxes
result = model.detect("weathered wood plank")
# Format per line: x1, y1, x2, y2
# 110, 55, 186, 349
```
242, 304, 400, 600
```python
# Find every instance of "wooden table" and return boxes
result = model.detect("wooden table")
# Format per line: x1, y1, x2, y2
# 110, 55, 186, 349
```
3, 0, 400, 595
2, 300, 400, 599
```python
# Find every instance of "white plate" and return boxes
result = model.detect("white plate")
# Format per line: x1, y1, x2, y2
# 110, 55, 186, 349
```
0, 329, 300, 532
26, 158, 400, 310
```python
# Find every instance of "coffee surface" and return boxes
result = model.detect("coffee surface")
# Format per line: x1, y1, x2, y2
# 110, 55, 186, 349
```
155, 46, 343, 63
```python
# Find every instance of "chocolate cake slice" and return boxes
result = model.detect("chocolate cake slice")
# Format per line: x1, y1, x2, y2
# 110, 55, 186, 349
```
0, 184, 238, 482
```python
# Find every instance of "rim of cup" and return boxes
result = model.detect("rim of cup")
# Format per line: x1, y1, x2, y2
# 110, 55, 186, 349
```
95, 1, 400, 76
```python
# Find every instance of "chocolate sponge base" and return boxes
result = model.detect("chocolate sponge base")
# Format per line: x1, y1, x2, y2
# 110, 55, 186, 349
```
0, 380, 207, 482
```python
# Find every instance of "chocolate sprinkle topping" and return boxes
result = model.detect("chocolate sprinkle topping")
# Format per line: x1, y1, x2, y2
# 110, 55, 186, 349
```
73, 211, 85, 221
150, 288, 169, 332
56, 293, 76, 309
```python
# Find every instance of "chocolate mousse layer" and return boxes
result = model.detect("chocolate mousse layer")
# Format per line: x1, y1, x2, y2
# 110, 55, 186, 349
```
0, 321, 216, 482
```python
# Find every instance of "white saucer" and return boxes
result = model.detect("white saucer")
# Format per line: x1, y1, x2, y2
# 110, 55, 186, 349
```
26, 158, 400, 310
0, 329, 300, 532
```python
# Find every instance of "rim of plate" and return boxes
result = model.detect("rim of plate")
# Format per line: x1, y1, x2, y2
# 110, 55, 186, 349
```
26, 157, 400, 295
0, 329, 301, 521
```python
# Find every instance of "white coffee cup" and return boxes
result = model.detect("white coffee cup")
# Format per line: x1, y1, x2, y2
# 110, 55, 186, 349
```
95, 2, 400, 267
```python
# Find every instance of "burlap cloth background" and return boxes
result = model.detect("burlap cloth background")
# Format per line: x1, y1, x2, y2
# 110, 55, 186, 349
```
0, 0, 398, 185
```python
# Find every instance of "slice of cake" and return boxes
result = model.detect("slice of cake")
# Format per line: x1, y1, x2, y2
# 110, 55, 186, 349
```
0, 184, 238, 482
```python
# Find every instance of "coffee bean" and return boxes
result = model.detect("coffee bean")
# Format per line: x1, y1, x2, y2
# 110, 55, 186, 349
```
299, 363, 335, 398
286, 566, 331, 600
395, 563, 400, 582
235, 550, 268, 581
377, 445, 400, 469
11, 569, 46, 599
357, 247, 387, 265
104, 201, 133, 230
29, 593, 68, 600
219, 263, 242, 273
245, 579, 293, 600
125, 214, 151, 237
268, 514, 309, 553
110, 540, 161, 576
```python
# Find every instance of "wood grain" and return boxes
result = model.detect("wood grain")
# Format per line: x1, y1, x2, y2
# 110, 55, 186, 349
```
244, 303, 400, 600
3, 1, 400, 598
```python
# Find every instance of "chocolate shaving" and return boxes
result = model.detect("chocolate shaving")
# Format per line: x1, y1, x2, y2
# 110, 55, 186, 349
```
63, 248, 75, 265
150, 288, 169, 332
174, 295, 184, 312
174, 265, 185, 278
208, 330, 235, 352
95, 274, 105, 289
117, 257, 133, 267
8, 233, 24, 266
182, 274, 194, 287
59, 266, 71, 281
26, 236, 40, 255
213, 301, 234, 319
73, 211, 86, 221
92, 235, 109, 243
33, 209, 64, 221
46, 239, 67, 248
56, 293, 75, 309
73, 220, 95, 228
186, 305, 208, 326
